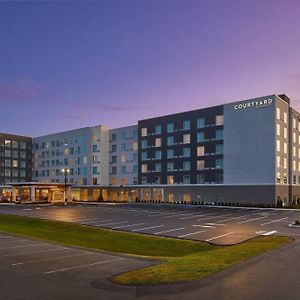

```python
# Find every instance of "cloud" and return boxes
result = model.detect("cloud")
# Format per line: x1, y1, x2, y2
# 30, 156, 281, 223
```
0, 76, 45, 103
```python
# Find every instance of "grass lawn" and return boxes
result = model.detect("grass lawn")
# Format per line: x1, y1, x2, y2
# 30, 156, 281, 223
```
0, 214, 292, 285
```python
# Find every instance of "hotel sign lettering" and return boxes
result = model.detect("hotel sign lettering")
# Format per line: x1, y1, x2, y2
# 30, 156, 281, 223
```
234, 98, 273, 110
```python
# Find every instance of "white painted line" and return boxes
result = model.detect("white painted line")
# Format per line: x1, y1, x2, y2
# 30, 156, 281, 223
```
205, 232, 234, 242
43, 257, 124, 274
180, 213, 217, 220
197, 214, 232, 222
192, 225, 216, 228
12, 252, 94, 266
113, 223, 145, 229
178, 230, 205, 238
95, 221, 128, 227
153, 227, 185, 235
23, 208, 31, 211
132, 225, 164, 232
0, 247, 68, 258
256, 231, 266, 235
262, 230, 277, 236
163, 213, 193, 219
0, 243, 47, 250
237, 216, 267, 224
261, 217, 288, 226
205, 223, 227, 226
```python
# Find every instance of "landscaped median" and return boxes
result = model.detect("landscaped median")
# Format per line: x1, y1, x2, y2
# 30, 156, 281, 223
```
0, 214, 292, 285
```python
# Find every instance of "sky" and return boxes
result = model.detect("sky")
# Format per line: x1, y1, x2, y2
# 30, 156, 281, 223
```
1, 0, 300, 137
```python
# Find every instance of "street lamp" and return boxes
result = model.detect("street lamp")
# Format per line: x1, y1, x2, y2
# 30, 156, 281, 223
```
61, 168, 70, 205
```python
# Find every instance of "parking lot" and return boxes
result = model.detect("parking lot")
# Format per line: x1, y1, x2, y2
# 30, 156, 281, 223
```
1, 203, 300, 245
0, 232, 154, 300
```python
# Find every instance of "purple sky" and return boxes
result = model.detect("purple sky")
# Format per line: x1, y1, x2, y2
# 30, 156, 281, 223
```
1, 0, 300, 137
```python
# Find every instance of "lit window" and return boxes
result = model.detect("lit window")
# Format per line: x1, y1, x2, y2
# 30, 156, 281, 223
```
293, 118, 297, 129
155, 138, 161, 147
277, 140, 280, 152
293, 161, 296, 171
293, 133, 296, 143
284, 127, 287, 139
141, 128, 147, 137
141, 164, 147, 173
276, 124, 280, 136
277, 107, 280, 120
284, 112, 287, 123
284, 157, 287, 169
121, 154, 126, 163
132, 141, 138, 151
183, 134, 190, 144
167, 175, 174, 184
293, 146, 296, 157
216, 115, 224, 126
197, 146, 205, 156
284, 143, 287, 154
197, 160, 205, 170
12, 160, 18, 168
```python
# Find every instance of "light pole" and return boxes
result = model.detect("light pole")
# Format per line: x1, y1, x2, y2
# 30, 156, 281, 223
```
61, 168, 70, 205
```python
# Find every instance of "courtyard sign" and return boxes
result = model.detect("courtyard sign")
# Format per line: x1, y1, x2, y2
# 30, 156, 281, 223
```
234, 98, 273, 110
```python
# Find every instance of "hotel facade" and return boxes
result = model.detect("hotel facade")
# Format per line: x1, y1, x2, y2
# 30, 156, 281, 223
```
1, 94, 300, 207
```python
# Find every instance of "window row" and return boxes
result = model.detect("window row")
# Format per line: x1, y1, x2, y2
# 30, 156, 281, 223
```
0, 150, 28, 158
111, 165, 138, 174
111, 142, 138, 152
0, 140, 28, 149
141, 115, 224, 136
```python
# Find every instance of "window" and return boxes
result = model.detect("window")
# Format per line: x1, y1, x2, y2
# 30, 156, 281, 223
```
141, 152, 147, 161
277, 156, 280, 168
277, 124, 280, 136
92, 145, 98, 152
121, 154, 126, 163
183, 147, 190, 157
12, 160, 18, 168
121, 131, 126, 140
155, 176, 161, 184
155, 138, 161, 147
133, 165, 138, 173
215, 115, 224, 126
197, 146, 205, 156
216, 129, 223, 140
141, 128, 147, 137
284, 127, 287, 139
215, 173, 223, 183
111, 134, 117, 141
5, 169, 11, 176
167, 175, 174, 184
20, 142, 26, 149
167, 123, 174, 133
141, 177, 147, 184
197, 160, 205, 170
284, 157, 287, 169
167, 162, 174, 172
293, 133, 296, 143
141, 164, 147, 173
5, 150, 11, 157
183, 120, 190, 130
121, 166, 126, 174
12, 141, 18, 148
93, 155, 98, 163
197, 132, 205, 143
183, 175, 190, 184
284, 142, 287, 154
167, 136, 174, 146
5, 159, 11, 167
111, 144, 117, 152
183, 134, 190, 144
284, 112, 287, 123
155, 125, 161, 134
167, 149, 174, 159
93, 167, 98, 175
141, 140, 147, 149
293, 118, 297, 129
132, 141, 138, 150
293, 146, 296, 157
197, 118, 205, 129
121, 143, 126, 151
155, 150, 162, 160
5, 140, 11, 147
293, 161, 296, 171
277, 107, 280, 120
112, 166, 117, 174
183, 161, 190, 171
133, 153, 138, 161
197, 174, 205, 184
155, 163, 161, 172
276, 140, 280, 152
215, 144, 223, 154
216, 158, 223, 169
133, 130, 138, 139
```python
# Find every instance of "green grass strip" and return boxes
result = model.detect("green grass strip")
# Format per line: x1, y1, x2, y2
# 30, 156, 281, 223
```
0, 214, 215, 257
113, 235, 292, 285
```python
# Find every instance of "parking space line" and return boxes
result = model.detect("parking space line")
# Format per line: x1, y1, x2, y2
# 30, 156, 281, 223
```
113, 223, 145, 229
0, 243, 47, 250
205, 223, 227, 226
43, 257, 124, 274
153, 227, 185, 235
261, 217, 288, 226
178, 230, 205, 238
0, 247, 68, 258
205, 232, 234, 242
193, 225, 215, 228
180, 213, 217, 220
237, 216, 267, 224
262, 230, 277, 236
95, 221, 128, 227
12, 252, 95, 266
132, 225, 164, 232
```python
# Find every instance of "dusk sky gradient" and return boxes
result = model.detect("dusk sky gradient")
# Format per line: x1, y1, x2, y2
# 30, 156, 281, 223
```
1, 0, 300, 136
